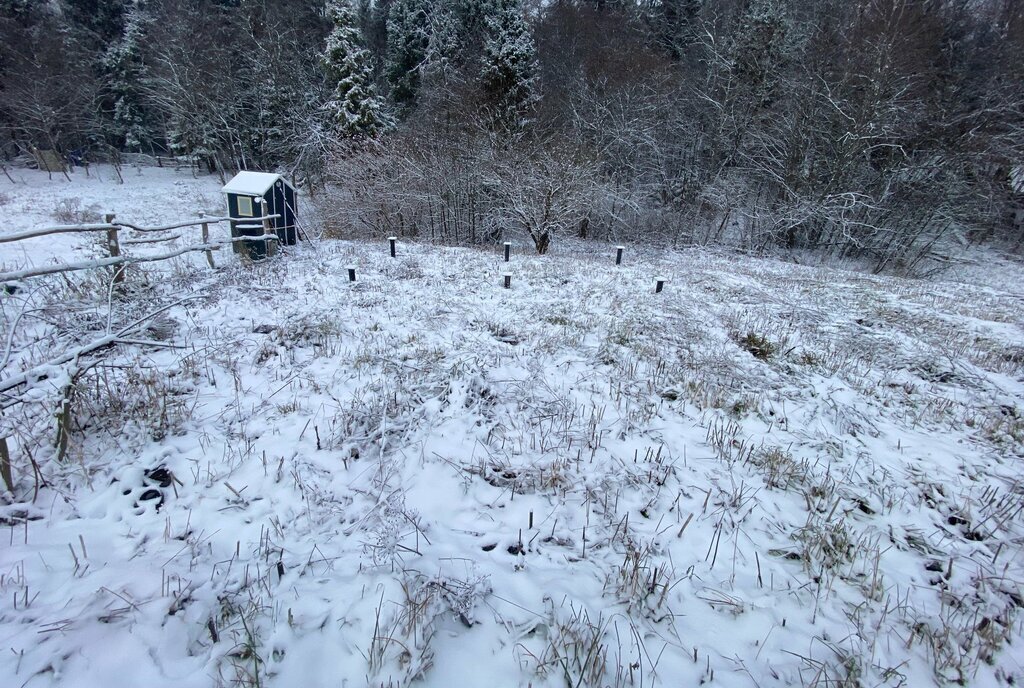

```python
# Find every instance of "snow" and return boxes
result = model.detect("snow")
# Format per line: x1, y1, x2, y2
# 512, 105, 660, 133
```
221, 171, 291, 197
0, 164, 227, 272
1, 170, 1024, 688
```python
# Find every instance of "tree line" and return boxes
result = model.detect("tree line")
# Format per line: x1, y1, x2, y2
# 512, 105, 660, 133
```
2, 0, 1022, 270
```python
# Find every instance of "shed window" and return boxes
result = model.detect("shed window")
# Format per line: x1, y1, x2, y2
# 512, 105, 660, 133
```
237, 196, 254, 217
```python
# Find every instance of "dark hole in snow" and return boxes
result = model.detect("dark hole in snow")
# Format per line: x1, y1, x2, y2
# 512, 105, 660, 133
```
925, 560, 944, 572
145, 466, 173, 488
0, 509, 43, 526
253, 324, 276, 334
137, 488, 165, 510
856, 500, 875, 515
481, 543, 497, 552
507, 543, 525, 555
964, 530, 985, 542
947, 514, 969, 526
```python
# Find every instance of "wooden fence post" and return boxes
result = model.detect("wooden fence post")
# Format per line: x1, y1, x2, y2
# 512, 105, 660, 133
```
55, 383, 74, 462
0, 437, 12, 493
199, 211, 215, 269
259, 200, 278, 258
104, 213, 124, 284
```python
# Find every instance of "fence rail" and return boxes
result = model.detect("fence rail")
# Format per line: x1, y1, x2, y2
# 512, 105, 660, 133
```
0, 212, 282, 283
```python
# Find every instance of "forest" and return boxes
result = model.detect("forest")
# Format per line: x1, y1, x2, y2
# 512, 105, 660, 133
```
1, 0, 1022, 271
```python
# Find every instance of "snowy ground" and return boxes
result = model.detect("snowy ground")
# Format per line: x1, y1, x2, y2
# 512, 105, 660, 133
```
1, 168, 1024, 687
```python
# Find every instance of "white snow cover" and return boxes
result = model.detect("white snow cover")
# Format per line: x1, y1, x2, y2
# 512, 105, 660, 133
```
1, 168, 1024, 688
221, 171, 290, 197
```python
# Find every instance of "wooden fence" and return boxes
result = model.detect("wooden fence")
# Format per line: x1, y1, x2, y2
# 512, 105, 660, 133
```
0, 211, 282, 283
0, 210, 292, 489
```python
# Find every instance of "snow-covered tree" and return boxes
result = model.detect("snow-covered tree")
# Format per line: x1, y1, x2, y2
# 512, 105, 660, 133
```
479, 0, 538, 131
454, 0, 499, 43
101, 1, 151, 151
728, 0, 792, 107
646, 0, 703, 59
421, 4, 461, 85
385, 0, 431, 112
323, 0, 388, 137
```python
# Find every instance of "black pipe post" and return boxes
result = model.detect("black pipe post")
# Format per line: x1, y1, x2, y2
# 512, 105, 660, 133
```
615, 245, 624, 265
503, 273, 512, 289
388, 236, 396, 258
655, 278, 666, 294
347, 266, 356, 282
504, 242, 511, 262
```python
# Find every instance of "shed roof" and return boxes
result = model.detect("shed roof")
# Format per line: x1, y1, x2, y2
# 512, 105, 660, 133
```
221, 171, 293, 196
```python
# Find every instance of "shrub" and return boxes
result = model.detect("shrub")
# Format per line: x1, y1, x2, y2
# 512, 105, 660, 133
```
737, 332, 776, 360
52, 197, 102, 224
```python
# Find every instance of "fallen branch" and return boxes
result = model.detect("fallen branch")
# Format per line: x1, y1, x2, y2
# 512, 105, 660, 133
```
0, 223, 117, 244
0, 215, 281, 243
0, 293, 205, 396
0, 236, 280, 282
115, 214, 279, 233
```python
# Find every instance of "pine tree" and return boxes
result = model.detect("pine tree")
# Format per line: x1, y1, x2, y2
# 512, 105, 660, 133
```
385, 0, 430, 112
323, 0, 388, 137
421, 4, 460, 84
454, 0, 498, 43
101, 1, 151, 151
479, 0, 538, 132
729, 0, 791, 107
647, 0, 703, 60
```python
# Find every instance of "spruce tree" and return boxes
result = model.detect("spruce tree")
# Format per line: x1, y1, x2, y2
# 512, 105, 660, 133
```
421, 4, 460, 84
323, 0, 387, 137
385, 0, 430, 112
647, 0, 703, 60
729, 0, 791, 107
479, 0, 538, 132
101, 1, 151, 151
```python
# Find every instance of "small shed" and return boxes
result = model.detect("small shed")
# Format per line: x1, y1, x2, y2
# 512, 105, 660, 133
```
221, 171, 298, 260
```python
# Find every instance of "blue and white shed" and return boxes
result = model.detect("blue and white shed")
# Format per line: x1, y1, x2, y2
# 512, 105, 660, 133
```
221, 171, 298, 259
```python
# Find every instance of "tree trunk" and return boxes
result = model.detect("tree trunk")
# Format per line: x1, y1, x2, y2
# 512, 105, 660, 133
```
533, 230, 550, 254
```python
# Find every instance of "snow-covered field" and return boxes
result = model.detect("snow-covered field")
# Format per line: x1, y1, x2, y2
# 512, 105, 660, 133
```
1, 168, 1023, 687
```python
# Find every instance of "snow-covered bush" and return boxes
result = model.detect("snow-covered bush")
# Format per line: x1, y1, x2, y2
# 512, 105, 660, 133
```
51, 197, 103, 224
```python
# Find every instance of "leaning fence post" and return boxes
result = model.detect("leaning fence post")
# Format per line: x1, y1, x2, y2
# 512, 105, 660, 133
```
199, 211, 215, 269
104, 213, 124, 284
0, 437, 12, 493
